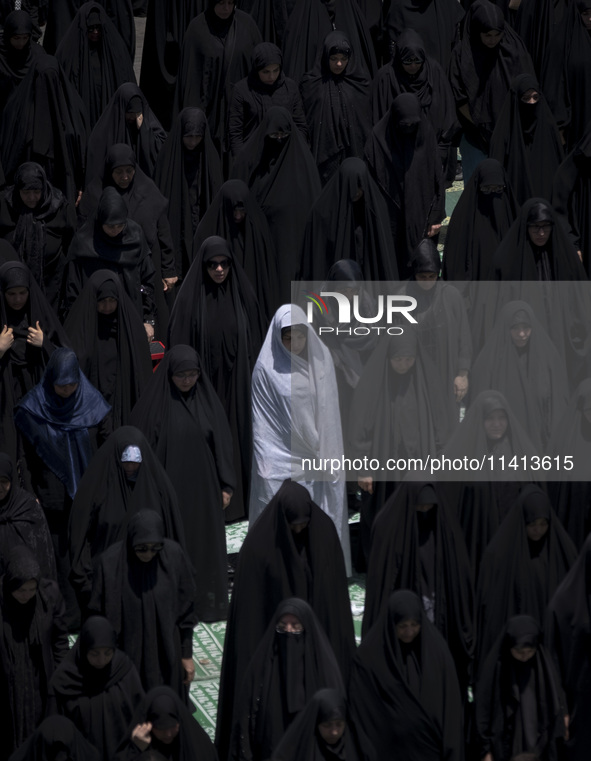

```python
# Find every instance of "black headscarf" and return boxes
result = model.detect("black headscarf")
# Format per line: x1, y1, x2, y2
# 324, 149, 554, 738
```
476, 615, 566, 760
364, 93, 444, 278
49, 615, 145, 761
300, 31, 371, 186
174, 5, 262, 153
154, 107, 223, 279
86, 83, 167, 180
231, 106, 321, 304
7, 716, 100, 761
299, 157, 398, 281
0, 545, 69, 756
216, 481, 355, 761
449, 0, 535, 150
55, 2, 136, 128
68, 425, 185, 609
228, 597, 345, 761
362, 481, 475, 693
443, 158, 518, 280
549, 377, 591, 484
0, 55, 89, 204
88, 511, 197, 702
348, 590, 464, 761
0, 10, 45, 112
14, 347, 111, 498
130, 346, 235, 622
490, 74, 564, 206
475, 485, 577, 667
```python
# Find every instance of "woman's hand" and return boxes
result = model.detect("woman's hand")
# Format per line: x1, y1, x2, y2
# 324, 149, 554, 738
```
358, 476, 373, 495
163, 277, 179, 292
222, 490, 232, 509
0, 325, 14, 354
453, 373, 469, 402
426, 223, 442, 238
27, 321, 43, 347
182, 657, 196, 684
565, 714, 570, 741
144, 323, 155, 341
132, 722, 152, 751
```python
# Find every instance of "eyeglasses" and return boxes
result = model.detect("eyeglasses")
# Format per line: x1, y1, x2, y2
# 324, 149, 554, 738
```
206, 258, 231, 270
134, 543, 164, 553
527, 223, 553, 234
480, 185, 505, 194
276, 622, 305, 634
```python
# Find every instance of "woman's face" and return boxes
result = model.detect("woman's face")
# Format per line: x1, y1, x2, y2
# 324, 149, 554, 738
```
9, 33, 30, 50
480, 29, 503, 47
214, 0, 234, 19
97, 297, 118, 315
329, 54, 349, 76
581, 7, 591, 29
484, 409, 508, 440
395, 618, 421, 643
111, 165, 135, 190
510, 322, 532, 348
401, 57, 422, 76
0, 476, 10, 501
11, 579, 37, 604
133, 542, 164, 562
415, 272, 437, 290
526, 517, 549, 542
233, 204, 246, 224
102, 223, 126, 238
151, 724, 180, 744
276, 613, 304, 633
19, 188, 42, 209
206, 255, 231, 284
4, 286, 29, 311
511, 645, 536, 662
86, 646, 114, 669
258, 64, 281, 86
54, 383, 79, 398
121, 461, 141, 478
171, 368, 200, 393
318, 719, 346, 745
182, 134, 203, 151
520, 89, 540, 105
390, 356, 415, 375
281, 328, 307, 355
527, 221, 552, 247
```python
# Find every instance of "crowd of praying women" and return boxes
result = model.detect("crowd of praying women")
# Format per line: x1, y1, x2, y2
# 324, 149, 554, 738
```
1, 0, 591, 759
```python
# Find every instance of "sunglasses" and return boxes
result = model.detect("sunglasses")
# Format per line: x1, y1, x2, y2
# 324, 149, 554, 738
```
206, 258, 231, 270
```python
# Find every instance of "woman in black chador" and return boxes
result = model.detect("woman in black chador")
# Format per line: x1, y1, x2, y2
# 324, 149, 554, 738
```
68, 426, 185, 613
299, 158, 397, 282
300, 31, 371, 187
88, 510, 197, 704
174, 0, 262, 158
0, 545, 69, 760
227, 598, 345, 761
364, 93, 445, 279
130, 345, 235, 622
490, 74, 564, 206
55, 2, 136, 128
7, 716, 99, 761
546, 535, 591, 761
0, 162, 76, 313
50, 615, 144, 761
168, 237, 263, 522
231, 106, 321, 304
476, 616, 567, 761
154, 108, 222, 280
348, 590, 464, 761
475, 485, 577, 669
0, 453, 56, 580
228, 42, 308, 158
216, 481, 355, 761
193, 180, 278, 320
0, 10, 45, 112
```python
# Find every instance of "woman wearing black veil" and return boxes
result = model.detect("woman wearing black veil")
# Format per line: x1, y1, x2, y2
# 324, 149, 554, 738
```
227, 597, 345, 761
228, 42, 308, 158
49, 616, 145, 761
300, 31, 371, 186
475, 485, 577, 669
55, 3, 136, 128
364, 93, 445, 279
88, 511, 197, 703
0, 545, 69, 759
154, 108, 223, 280
7, 716, 99, 761
231, 106, 321, 304
193, 180, 278, 320
348, 590, 464, 761
174, 1, 262, 159
0, 162, 76, 313
130, 345, 235, 622
168, 237, 263, 522
0, 10, 45, 112
68, 426, 185, 612
216, 481, 355, 761
490, 74, 564, 206
475, 616, 567, 761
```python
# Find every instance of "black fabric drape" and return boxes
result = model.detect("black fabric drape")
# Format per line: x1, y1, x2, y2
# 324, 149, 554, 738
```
154, 108, 223, 279
490, 74, 564, 206
88, 511, 197, 702
475, 485, 577, 668
130, 345, 235, 622
0, 55, 89, 205
228, 598, 345, 761
231, 106, 321, 304
49, 616, 145, 761
0, 11, 45, 112
68, 425, 185, 611
348, 590, 464, 761
168, 236, 263, 522
216, 481, 355, 761
56, 2, 136, 128
7, 716, 100, 761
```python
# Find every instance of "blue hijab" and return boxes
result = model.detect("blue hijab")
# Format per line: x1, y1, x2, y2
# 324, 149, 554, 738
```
14, 348, 111, 497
